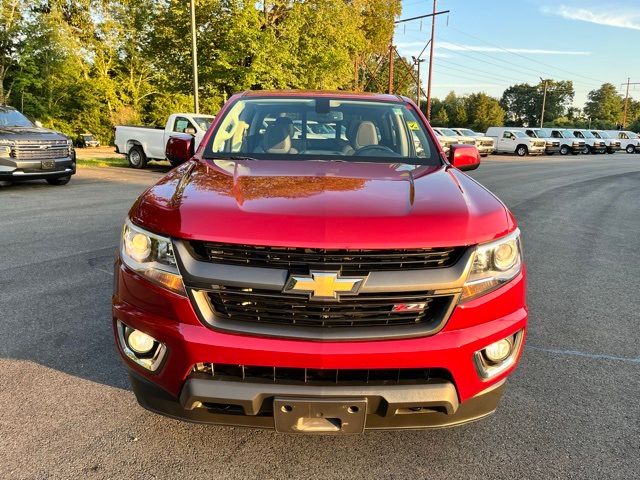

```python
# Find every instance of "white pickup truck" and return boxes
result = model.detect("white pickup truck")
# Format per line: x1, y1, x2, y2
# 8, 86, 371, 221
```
114, 113, 215, 168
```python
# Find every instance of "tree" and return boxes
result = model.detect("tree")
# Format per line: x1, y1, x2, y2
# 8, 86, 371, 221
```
501, 80, 574, 126
584, 83, 624, 128
0, 0, 26, 103
465, 93, 504, 132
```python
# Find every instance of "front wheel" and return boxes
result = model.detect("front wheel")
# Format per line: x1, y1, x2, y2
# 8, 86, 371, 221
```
559, 145, 569, 155
582, 145, 590, 155
46, 176, 71, 186
127, 145, 147, 168
626, 144, 635, 154
515, 145, 528, 157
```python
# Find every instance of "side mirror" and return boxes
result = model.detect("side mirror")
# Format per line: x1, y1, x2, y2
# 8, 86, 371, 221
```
185, 127, 197, 135
35, 121, 43, 128
166, 133, 195, 166
449, 144, 480, 171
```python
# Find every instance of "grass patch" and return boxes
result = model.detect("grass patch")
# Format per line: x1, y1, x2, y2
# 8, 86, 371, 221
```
77, 157, 130, 168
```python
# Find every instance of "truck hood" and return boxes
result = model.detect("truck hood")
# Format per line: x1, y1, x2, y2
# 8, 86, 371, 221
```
130, 159, 514, 248
0, 125, 69, 142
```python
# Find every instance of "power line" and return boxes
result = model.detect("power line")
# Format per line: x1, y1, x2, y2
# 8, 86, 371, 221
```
445, 24, 608, 86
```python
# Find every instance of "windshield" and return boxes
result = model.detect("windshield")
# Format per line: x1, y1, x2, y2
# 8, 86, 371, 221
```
579, 130, 594, 138
514, 131, 528, 138
194, 116, 214, 131
0, 107, 34, 127
205, 97, 438, 164
627, 131, 639, 139
562, 130, 576, 138
83, 135, 93, 141
592, 131, 606, 138
459, 128, 477, 136
440, 128, 459, 137
535, 129, 552, 138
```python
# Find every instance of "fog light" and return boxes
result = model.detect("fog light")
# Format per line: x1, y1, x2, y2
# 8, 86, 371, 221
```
126, 328, 155, 354
474, 330, 524, 380
117, 321, 167, 371
483, 338, 512, 363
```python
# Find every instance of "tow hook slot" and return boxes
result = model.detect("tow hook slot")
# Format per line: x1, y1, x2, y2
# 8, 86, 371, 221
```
274, 397, 367, 434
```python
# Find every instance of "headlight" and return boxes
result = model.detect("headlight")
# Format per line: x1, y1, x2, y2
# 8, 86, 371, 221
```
120, 219, 185, 295
0, 140, 11, 157
461, 229, 522, 302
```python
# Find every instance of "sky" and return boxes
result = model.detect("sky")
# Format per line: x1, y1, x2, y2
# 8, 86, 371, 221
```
395, 0, 640, 108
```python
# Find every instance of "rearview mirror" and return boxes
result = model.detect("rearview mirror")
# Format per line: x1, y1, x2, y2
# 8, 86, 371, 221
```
166, 134, 195, 166
448, 144, 480, 171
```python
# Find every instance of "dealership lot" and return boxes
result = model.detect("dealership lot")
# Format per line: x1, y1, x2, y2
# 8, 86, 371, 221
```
1, 155, 639, 479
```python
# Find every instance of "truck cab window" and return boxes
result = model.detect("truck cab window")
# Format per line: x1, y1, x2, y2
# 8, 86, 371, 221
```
174, 117, 196, 134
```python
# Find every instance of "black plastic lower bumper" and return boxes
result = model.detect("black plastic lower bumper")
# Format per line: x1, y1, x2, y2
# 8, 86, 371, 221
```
129, 371, 505, 432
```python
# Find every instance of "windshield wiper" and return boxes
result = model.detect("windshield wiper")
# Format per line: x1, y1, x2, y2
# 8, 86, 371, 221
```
208, 155, 260, 161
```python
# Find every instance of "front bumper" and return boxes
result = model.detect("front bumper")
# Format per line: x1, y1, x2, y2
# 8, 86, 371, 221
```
477, 145, 495, 156
0, 156, 76, 180
113, 256, 528, 431
129, 369, 506, 430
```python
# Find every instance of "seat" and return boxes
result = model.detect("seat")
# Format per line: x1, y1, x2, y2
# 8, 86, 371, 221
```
342, 121, 379, 154
256, 123, 297, 154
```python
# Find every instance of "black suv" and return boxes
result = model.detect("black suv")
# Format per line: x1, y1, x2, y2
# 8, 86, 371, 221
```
0, 106, 76, 186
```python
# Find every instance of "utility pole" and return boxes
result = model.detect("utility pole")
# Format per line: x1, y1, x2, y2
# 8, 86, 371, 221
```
540, 78, 549, 128
393, 7, 449, 116
190, 0, 199, 113
425, 0, 437, 120
388, 44, 395, 94
412, 56, 426, 107
620, 78, 640, 128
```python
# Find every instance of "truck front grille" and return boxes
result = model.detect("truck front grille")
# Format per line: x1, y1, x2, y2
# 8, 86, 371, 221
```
189, 242, 466, 274
204, 287, 453, 328
191, 363, 452, 386
11, 140, 69, 160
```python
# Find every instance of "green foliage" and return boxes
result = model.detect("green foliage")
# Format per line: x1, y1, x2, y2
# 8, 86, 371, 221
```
2, 0, 402, 143
500, 80, 574, 127
584, 83, 623, 127
428, 92, 504, 131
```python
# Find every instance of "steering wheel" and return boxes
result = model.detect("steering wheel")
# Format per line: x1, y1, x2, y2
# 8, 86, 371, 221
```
354, 145, 397, 156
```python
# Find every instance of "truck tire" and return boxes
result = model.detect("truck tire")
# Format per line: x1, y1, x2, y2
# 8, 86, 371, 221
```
127, 145, 147, 169
560, 145, 569, 155
46, 176, 71, 186
626, 144, 635, 154
582, 145, 590, 154
515, 145, 528, 157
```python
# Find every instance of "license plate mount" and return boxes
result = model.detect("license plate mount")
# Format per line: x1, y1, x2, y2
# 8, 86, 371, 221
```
274, 397, 367, 434
41, 160, 56, 170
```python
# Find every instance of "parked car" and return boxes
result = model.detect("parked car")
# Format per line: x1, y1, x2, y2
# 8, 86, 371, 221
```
434, 127, 477, 147
485, 127, 546, 156
113, 90, 527, 433
571, 129, 606, 154
522, 128, 561, 155
431, 128, 458, 155
0, 105, 75, 186
546, 129, 584, 155
589, 130, 621, 153
114, 113, 215, 168
450, 128, 495, 157
77, 133, 100, 148
603, 130, 640, 154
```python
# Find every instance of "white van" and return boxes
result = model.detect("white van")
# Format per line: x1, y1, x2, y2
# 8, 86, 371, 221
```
431, 128, 460, 155
523, 128, 561, 155
451, 128, 496, 156
485, 127, 546, 156
603, 130, 640, 153
546, 129, 585, 155
590, 130, 621, 153
571, 130, 607, 154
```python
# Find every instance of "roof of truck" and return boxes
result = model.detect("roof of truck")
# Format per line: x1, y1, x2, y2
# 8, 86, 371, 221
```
240, 89, 405, 102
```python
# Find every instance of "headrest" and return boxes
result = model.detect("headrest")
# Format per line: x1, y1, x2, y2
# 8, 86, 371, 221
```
262, 124, 292, 154
274, 117, 295, 138
349, 121, 378, 149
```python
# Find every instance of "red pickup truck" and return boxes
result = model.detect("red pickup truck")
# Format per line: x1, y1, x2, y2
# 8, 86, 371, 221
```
113, 90, 527, 433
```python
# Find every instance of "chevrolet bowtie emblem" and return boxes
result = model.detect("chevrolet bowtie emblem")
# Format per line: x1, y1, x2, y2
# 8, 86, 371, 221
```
283, 271, 366, 300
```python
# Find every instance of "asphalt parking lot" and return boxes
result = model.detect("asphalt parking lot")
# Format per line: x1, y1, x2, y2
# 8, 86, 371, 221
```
1, 154, 639, 479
